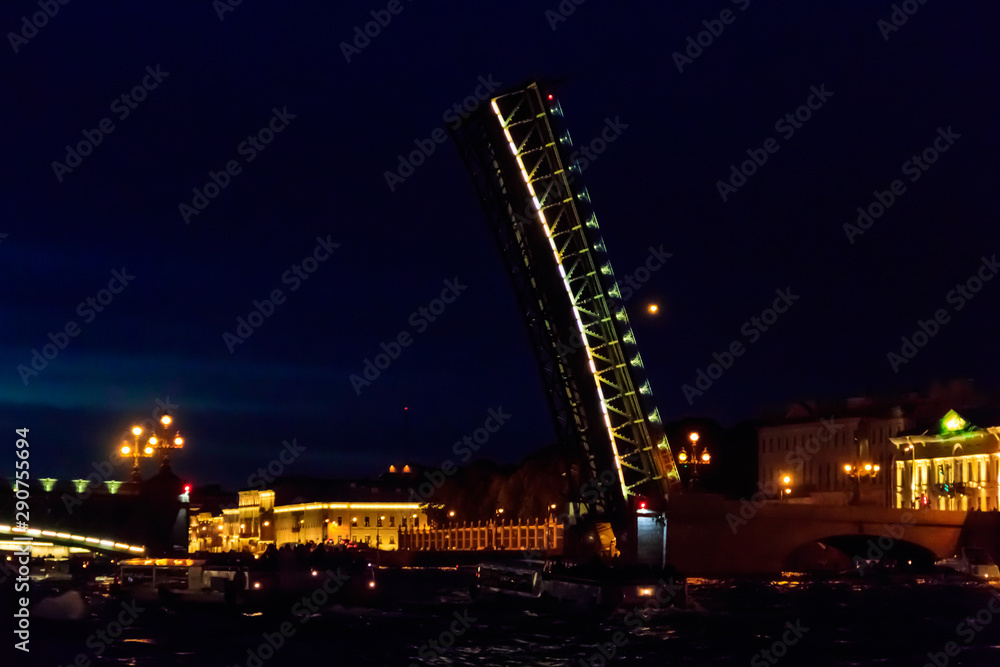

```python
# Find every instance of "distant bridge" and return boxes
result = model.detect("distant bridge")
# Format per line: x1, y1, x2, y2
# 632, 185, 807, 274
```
0, 473, 188, 556
0, 524, 145, 554
665, 495, 990, 576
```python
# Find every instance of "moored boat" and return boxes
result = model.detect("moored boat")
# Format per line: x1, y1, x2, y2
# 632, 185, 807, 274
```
469, 558, 686, 614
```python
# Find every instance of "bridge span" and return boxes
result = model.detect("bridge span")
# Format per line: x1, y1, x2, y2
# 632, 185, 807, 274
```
664, 495, 995, 576
0, 524, 145, 555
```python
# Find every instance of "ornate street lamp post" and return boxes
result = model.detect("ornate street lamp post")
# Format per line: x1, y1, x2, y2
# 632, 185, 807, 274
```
677, 432, 711, 489
117, 412, 186, 483
782, 474, 793, 501
120, 425, 156, 482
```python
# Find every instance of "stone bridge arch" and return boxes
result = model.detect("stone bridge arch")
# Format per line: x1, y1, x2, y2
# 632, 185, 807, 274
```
784, 535, 939, 572
665, 495, 967, 576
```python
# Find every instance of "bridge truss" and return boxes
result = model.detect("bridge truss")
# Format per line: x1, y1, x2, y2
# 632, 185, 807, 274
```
454, 82, 681, 521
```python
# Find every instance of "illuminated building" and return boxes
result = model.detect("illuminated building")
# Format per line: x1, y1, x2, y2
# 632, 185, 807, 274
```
757, 400, 910, 506
757, 386, 989, 506
188, 512, 224, 553
273, 501, 425, 550
190, 477, 427, 553
891, 409, 1000, 511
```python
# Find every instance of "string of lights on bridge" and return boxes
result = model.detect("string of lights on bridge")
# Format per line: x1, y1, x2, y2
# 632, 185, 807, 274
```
0, 524, 144, 554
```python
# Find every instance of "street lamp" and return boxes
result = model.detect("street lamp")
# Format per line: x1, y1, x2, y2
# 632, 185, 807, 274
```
782, 474, 792, 500
678, 432, 710, 489
843, 441, 881, 505
120, 425, 155, 482
156, 413, 184, 467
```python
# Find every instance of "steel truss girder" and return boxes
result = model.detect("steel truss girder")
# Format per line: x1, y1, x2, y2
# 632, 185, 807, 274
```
452, 108, 610, 515
458, 82, 681, 516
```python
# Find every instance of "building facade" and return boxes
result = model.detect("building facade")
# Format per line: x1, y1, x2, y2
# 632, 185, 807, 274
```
758, 400, 910, 506
891, 410, 1000, 511
190, 478, 427, 554
189, 511, 224, 552
273, 501, 426, 550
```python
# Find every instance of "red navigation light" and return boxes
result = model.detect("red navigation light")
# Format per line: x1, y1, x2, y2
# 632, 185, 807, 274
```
183, 485, 191, 494
639, 500, 647, 509
547, 94, 554, 100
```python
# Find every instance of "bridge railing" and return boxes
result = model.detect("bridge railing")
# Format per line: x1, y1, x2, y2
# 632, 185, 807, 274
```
398, 518, 563, 552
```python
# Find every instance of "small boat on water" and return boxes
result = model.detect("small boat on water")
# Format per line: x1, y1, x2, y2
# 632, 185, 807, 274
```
116, 555, 378, 606
935, 547, 1000, 583
469, 558, 686, 614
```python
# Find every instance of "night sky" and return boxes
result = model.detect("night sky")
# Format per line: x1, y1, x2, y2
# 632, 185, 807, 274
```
2, 2, 998, 491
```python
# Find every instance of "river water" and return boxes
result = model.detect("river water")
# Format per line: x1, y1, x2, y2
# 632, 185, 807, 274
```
13, 571, 1000, 666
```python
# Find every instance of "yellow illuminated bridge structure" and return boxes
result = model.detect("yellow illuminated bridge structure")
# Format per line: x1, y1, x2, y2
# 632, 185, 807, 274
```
453, 81, 681, 519
0, 524, 144, 554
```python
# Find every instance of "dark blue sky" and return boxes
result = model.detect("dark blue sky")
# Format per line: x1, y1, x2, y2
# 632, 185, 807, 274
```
2, 1, 998, 490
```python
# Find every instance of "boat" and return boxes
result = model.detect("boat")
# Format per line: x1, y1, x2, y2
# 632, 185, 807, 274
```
469, 558, 686, 614
116, 554, 379, 606
935, 547, 1000, 582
